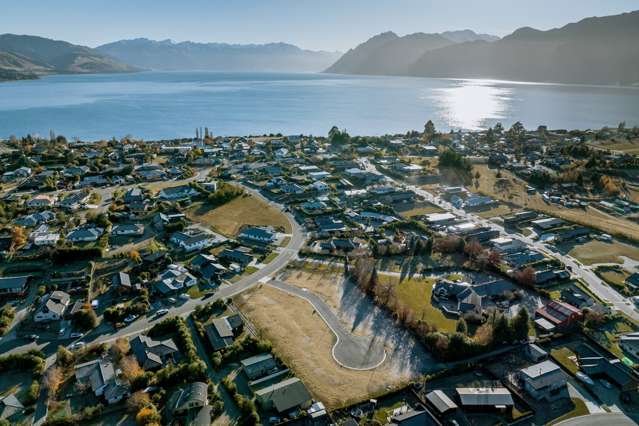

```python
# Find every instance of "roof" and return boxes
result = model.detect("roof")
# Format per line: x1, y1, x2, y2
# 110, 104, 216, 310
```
426, 390, 457, 413
241, 353, 274, 368
537, 300, 581, 325
255, 377, 311, 413
0, 275, 28, 290
520, 360, 562, 379
171, 382, 208, 413
456, 387, 514, 407
0, 393, 24, 420
112, 271, 131, 288
75, 358, 115, 394
130, 335, 178, 369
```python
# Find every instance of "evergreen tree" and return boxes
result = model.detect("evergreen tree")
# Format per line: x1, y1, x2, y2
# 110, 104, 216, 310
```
456, 318, 468, 335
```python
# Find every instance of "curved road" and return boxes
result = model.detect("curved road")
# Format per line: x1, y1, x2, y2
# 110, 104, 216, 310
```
556, 413, 636, 426
268, 279, 387, 370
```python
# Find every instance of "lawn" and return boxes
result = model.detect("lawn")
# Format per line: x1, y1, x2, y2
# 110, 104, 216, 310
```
596, 267, 630, 291
550, 347, 579, 375
587, 314, 638, 359
187, 284, 205, 298
476, 203, 519, 219
373, 401, 406, 424
186, 194, 291, 237
397, 203, 443, 218
383, 276, 458, 333
262, 252, 278, 264
472, 164, 639, 242
548, 398, 588, 425
569, 240, 639, 266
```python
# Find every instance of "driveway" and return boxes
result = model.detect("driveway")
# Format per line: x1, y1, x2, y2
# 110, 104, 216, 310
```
268, 279, 386, 370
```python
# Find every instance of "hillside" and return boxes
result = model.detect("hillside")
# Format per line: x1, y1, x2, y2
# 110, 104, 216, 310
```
96, 38, 341, 72
327, 11, 639, 85
0, 34, 137, 80
325, 31, 456, 75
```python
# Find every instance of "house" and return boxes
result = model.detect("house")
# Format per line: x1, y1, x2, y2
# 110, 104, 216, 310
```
158, 185, 199, 201
2, 166, 31, 182
14, 210, 56, 227
111, 223, 145, 237
130, 335, 179, 370
66, 227, 104, 243
154, 264, 197, 295
254, 377, 312, 413
168, 382, 210, 423
241, 353, 278, 380
387, 408, 438, 426
200, 262, 228, 284
219, 248, 253, 267
79, 175, 109, 187
536, 300, 582, 329
170, 229, 224, 252
239, 226, 276, 245
0, 394, 24, 420
625, 273, 639, 291
490, 237, 525, 254
74, 358, 130, 405
153, 212, 186, 229
0, 276, 29, 296
31, 226, 60, 246
27, 194, 56, 209
456, 387, 514, 409
204, 314, 244, 351
531, 217, 564, 232
112, 271, 133, 293
620, 332, 639, 358
34, 290, 70, 322
579, 355, 639, 392
59, 191, 90, 210
518, 360, 566, 401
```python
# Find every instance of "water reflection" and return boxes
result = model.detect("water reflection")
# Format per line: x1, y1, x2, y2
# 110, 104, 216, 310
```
429, 80, 512, 130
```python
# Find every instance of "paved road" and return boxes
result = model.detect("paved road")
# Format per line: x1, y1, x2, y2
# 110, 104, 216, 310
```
360, 158, 639, 321
555, 412, 635, 426
268, 279, 387, 370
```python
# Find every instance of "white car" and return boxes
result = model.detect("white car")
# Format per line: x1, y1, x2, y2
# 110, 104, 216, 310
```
167, 297, 177, 304
576, 372, 594, 385
179, 294, 190, 301
69, 341, 85, 350
70, 332, 84, 339
124, 314, 138, 324
157, 308, 169, 316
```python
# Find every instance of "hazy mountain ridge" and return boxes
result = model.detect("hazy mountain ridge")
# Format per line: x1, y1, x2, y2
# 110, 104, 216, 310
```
96, 38, 342, 72
324, 29, 495, 75
0, 34, 137, 80
327, 11, 639, 85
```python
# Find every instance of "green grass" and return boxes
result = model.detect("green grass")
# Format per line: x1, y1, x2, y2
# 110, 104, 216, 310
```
550, 347, 579, 375
548, 398, 588, 425
187, 285, 205, 298
373, 401, 406, 425
384, 276, 458, 333
244, 266, 259, 275
262, 252, 278, 264
280, 236, 291, 247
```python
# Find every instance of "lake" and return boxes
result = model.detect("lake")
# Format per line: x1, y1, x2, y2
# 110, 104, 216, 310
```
1, 71, 638, 140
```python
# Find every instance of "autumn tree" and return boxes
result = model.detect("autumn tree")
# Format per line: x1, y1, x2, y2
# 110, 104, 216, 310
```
110, 337, 130, 361
120, 356, 143, 382
44, 367, 64, 396
136, 404, 161, 426
514, 267, 536, 288
10, 225, 27, 252
129, 250, 142, 264
127, 391, 151, 413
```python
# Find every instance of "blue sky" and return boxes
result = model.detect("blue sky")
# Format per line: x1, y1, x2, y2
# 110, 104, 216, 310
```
2, 0, 637, 51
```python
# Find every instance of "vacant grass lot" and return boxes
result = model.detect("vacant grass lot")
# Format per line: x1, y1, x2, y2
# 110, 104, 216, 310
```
548, 398, 588, 425
472, 164, 639, 241
187, 193, 291, 237
397, 203, 443, 218
234, 286, 405, 409
550, 347, 579, 375
568, 240, 639, 265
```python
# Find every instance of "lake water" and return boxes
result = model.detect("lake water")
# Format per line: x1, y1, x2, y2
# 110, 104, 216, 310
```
1, 71, 638, 140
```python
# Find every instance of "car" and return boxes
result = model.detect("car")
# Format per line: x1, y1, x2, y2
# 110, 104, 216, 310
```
167, 297, 177, 304
179, 294, 190, 301
58, 328, 66, 336
69, 341, 85, 350
576, 372, 594, 385
157, 308, 169, 316
599, 379, 612, 389
26, 334, 39, 341
124, 314, 138, 324
70, 332, 84, 339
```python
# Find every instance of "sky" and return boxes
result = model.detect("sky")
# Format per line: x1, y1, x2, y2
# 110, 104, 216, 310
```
2, 0, 638, 51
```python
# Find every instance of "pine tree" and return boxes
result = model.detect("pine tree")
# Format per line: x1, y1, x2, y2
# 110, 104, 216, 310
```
456, 318, 468, 335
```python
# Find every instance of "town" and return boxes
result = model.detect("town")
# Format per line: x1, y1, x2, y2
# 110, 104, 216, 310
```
0, 122, 638, 426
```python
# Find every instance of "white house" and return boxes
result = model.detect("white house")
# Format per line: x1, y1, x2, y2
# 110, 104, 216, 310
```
154, 264, 198, 295
111, 223, 145, 237
27, 194, 56, 209
34, 291, 70, 322
66, 227, 104, 243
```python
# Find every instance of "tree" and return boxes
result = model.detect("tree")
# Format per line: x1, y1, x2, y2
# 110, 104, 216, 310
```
110, 338, 130, 361
129, 250, 142, 264
10, 225, 27, 252
424, 120, 436, 140
56, 345, 74, 367
73, 305, 98, 330
492, 315, 512, 344
44, 366, 64, 396
127, 391, 151, 413
136, 404, 161, 426
456, 318, 468, 335
120, 356, 143, 382
514, 267, 536, 287
512, 308, 530, 340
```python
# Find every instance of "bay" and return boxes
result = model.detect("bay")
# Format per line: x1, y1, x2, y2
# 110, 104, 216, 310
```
1, 71, 638, 140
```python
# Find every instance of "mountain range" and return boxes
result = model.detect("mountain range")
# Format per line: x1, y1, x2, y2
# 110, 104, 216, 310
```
95, 38, 341, 72
326, 11, 639, 85
0, 34, 136, 81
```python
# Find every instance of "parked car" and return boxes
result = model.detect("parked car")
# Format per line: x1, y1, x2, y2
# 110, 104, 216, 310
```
124, 314, 138, 324
179, 294, 190, 301
167, 297, 177, 304
26, 334, 39, 341
69, 341, 85, 350
576, 372, 594, 385
599, 379, 612, 389
70, 332, 84, 339
157, 308, 169, 316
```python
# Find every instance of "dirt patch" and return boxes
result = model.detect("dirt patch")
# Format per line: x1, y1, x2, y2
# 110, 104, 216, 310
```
235, 285, 419, 409
187, 193, 291, 237
568, 240, 639, 265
